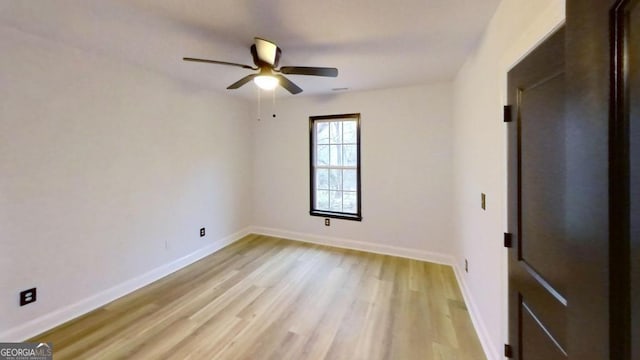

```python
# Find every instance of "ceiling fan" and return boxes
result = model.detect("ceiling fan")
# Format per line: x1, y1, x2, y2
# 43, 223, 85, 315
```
183, 37, 338, 95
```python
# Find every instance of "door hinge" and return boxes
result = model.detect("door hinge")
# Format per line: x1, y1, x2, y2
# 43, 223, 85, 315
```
503, 105, 513, 123
504, 233, 513, 248
504, 344, 513, 358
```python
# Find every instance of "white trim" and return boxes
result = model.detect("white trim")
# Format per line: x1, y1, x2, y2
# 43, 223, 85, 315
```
250, 226, 454, 265
453, 264, 500, 360
0, 227, 250, 342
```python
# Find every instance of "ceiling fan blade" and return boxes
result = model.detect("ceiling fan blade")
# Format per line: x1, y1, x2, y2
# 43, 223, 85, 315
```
227, 74, 258, 89
275, 74, 303, 94
254, 37, 278, 66
279, 66, 338, 77
183, 57, 256, 70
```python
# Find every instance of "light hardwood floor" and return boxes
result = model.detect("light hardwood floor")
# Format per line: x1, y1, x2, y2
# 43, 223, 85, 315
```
31, 234, 486, 359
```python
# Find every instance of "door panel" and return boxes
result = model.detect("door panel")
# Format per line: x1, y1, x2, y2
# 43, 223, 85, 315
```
520, 73, 567, 296
508, 27, 567, 359
518, 276, 567, 351
521, 300, 567, 360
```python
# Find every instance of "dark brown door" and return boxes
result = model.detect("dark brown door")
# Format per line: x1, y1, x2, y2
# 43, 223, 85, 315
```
629, 3, 640, 358
507, 1, 639, 358
507, 28, 567, 359
507, 1, 638, 358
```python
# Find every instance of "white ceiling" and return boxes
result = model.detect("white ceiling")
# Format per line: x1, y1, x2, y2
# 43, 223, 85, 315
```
1, 0, 501, 97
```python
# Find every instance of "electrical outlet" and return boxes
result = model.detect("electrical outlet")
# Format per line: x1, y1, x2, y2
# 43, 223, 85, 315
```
481, 193, 486, 210
20, 288, 36, 306
465, 259, 469, 273
324, 218, 330, 226
200, 228, 205, 237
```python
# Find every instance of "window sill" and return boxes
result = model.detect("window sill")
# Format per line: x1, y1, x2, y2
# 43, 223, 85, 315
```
310, 210, 362, 222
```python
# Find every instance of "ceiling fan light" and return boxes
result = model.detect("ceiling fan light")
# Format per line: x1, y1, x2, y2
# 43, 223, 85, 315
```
254, 75, 279, 90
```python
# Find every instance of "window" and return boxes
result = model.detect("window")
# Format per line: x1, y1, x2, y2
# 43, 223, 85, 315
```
309, 113, 361, 221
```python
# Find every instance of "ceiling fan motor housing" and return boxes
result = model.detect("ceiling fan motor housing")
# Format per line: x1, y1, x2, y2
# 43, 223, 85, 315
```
251, 44, 282, 68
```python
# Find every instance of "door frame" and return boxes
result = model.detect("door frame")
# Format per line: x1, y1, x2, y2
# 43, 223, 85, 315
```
610, 0, 635, 357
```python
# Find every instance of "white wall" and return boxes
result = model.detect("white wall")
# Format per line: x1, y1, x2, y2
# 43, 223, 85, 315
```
0, 25, 253, 339
451, 0, 565, 358
251, 84, 454, 261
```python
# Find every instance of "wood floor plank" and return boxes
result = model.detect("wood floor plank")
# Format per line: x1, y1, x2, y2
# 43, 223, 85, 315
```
29, 235, 486, 360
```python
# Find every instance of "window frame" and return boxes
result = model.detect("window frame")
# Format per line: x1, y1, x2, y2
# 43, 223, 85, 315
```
309, 113, 362, 221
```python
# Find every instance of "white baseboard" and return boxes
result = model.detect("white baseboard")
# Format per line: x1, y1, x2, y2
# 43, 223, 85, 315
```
0, 227, 250, 342
250, 226, 454, 265
452, 264, 500, 360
